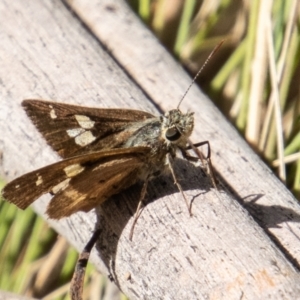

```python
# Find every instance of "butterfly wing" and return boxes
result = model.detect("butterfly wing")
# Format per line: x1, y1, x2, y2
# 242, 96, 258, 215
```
2, 147, 150, 218
22, 100, 155, 158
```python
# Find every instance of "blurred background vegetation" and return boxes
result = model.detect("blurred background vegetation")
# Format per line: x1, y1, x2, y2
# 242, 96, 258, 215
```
1, 0, 299, 299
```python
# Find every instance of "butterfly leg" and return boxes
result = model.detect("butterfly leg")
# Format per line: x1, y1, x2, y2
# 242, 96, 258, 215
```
70, 229, 101, 300
184, 140, 217, 189
129, 179, 149, 241
167, 153, 192, 216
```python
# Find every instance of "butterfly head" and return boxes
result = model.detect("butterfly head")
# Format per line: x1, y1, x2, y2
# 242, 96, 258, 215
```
162, 109, 194, 146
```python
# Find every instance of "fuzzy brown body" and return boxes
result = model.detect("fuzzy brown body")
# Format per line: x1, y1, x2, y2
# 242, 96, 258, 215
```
2, 100, 195, 219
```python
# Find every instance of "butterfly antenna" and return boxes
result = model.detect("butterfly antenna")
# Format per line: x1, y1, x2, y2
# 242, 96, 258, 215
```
177, 40, 225, 109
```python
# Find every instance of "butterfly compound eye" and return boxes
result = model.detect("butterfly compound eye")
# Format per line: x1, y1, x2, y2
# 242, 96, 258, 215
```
165, 127, 181, 141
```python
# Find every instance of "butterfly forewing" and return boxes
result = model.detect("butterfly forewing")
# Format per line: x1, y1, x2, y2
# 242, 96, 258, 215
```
2, 147, 150, 217
22, 100, 155, 158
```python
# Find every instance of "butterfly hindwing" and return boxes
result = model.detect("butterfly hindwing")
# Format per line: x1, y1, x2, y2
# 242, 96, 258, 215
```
46, 155, 145, 218
22, 100, 155, 158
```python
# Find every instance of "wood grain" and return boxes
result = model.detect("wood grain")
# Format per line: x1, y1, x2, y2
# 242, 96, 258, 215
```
1, 0, 300, 299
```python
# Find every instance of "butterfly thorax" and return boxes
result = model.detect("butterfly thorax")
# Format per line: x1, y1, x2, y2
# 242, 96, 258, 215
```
123, 109, 194, 174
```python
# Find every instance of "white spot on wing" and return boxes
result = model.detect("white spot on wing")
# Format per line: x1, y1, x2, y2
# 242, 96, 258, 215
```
75, 131, 96, 146
52, 178, 71, 194
36, 175, 43, 186
75, 115, 95, 129
64, 164, 84, 177
67, 128, 85, 138
49, 105, 57, 119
